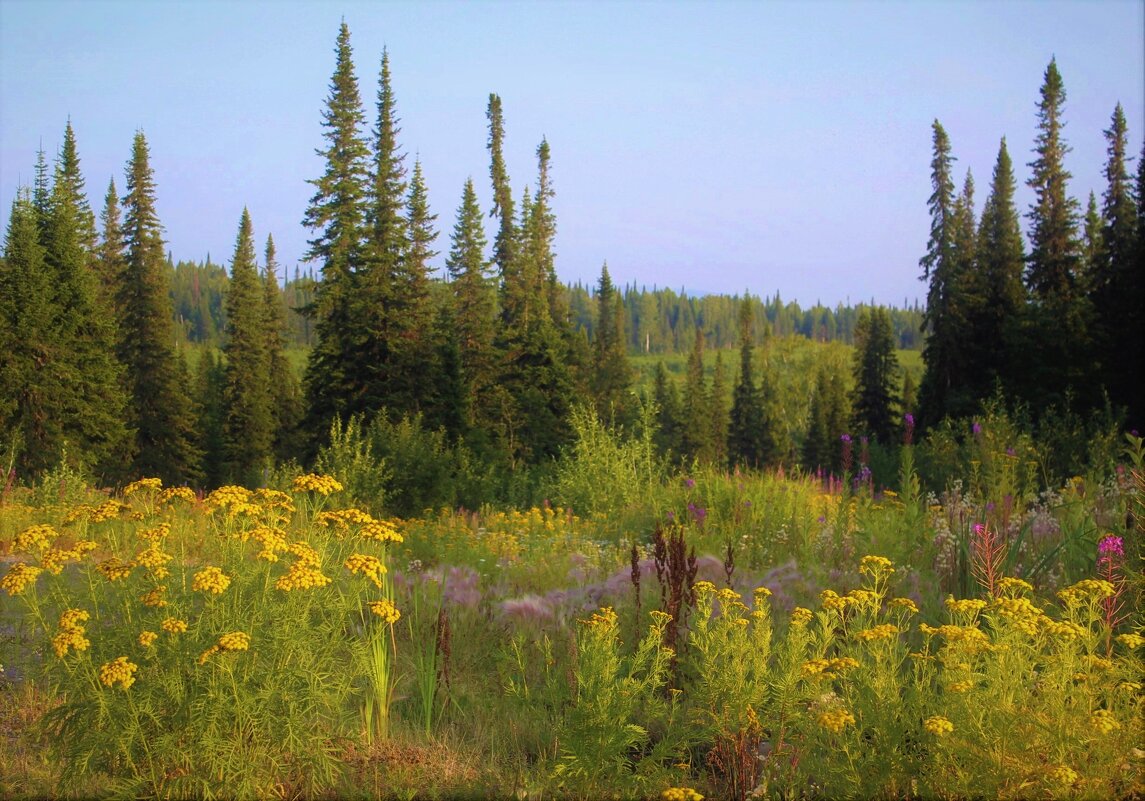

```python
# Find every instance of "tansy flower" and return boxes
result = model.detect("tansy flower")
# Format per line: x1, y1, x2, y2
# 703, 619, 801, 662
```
345, 553, 387, 588
859, 555, 894, 577
96, 557, 134, 582
138, 630, 158, 647
161, 617, 188, 634
159, 486, 196, 505
369, 598, 401, 624
291, 473, 343, 495
1090, 709, 1120, 734
361, 520, 403, 544
137, 523, 171, 543
15, 524, 56, 553
218, 631, 250, 651
192, 566, 231, 595
924, 716, 954, 736
856, 623, 899, 642
1047, 764, 1078, 788
123, 477, 163, 496
995, 576, 1033, 596
2, 562, 43, 595
140, 585, 168, 607
52, 627, 91, 658
661, 789, 704, 801
791, 607, 813, 627
948, 680, 974, 693
818, 708, 855, 734
889, 597, 919, 614
1116, 633, 1144, 650
944, 597, 987, 618
99, 656, 139, 689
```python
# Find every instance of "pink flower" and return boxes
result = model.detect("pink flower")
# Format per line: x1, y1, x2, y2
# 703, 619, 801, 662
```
1098, 535, 1124, 558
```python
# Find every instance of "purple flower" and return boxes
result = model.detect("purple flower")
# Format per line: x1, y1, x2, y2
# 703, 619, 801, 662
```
687, 502, 707, 526
840, 434, 852, 444
972, 421, 982, 436
684, 477, 695, 489
1006, 447, 1016, 457
1098, 535, 1124, 558
904, 413, 914, 428
973, 523, 986, 536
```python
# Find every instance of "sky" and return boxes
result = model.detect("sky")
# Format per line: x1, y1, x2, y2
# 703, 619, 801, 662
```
1, 0, 1142, 307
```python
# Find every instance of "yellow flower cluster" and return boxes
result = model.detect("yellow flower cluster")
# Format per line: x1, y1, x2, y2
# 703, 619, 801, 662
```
693, 581, 717, 597
889, 597, 919, 614
802, 656, 860, 678
791, 607, 813, 627
40, 543, 89, 575
990, 596, 1043, 636
1047, 764, 1078, 788
948, 679, 974, 693
856, 623, 899, 642
99, 656, 139, 689
944, 597, 987, 618
160, 486, 196, 505
859, 555, 895, 577
96, 557, 134, 582
52, 608, 91, 657
124, 477, 163, 495
1042, 618, 1086, 641
920, 624, 993, 654
818, 708, 856, 733
345, 553, 387, 588
253, 488, 296, 518
161, 617, 188, 634
91, 499, 131, 523
192, 566, 231, 594
661, 788, 704, 801
847, 589, 879, 610
134, 545, 172, 578
316, 507, 376, 531
275, 543, 331, 591
924, 715, 954, 736
820, 589, 853, 613
292, 473, 343, 495
250, 526, 289, 562
198, 631, 251, 665
15, 524, 56, 552
753, 586, 772, 600
361, 519, 403, 544
140, 585, 168, 607
1057, 579, 1116, 607
138, 630, 158, 647
580, 606, 618, 628
369, 598, 401, 624
1117, 633, 1145, 649
2, 562, 43, 595
995, 576, 1034, 597
137, 523, 171, 543
205, 485, 252, 509
1090, 709, 1120, 734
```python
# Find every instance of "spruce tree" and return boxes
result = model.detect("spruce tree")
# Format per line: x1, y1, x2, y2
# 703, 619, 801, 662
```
194, 349, 226, 489
708, 351, 729, 466
445, 178, 497, 432
851, 306, 900, 444
221, 208, 274, 485
651, 361, 684, 459
1024, 58, 1090, 412
917, 120, 960, 429
302, 22, 371, 444
390, 157, 437, 413
973, 138, 1026, 398
681, 327, 709, 462
727, 297, 771, 468
1093, 104, 1142, 426
97, 178, 127, 318
119, 131, 201, 484
263, 234, 303, 462
487, 93, 518, 309
943, 170, 977, 418
802, 367, 831, 472
591, 262, 633, 422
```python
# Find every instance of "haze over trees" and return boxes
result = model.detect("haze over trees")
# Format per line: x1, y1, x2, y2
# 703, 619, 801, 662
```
1, 26, 1140, 496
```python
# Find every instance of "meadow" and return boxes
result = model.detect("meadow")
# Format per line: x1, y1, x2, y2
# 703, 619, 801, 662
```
1, 417, 1142, 800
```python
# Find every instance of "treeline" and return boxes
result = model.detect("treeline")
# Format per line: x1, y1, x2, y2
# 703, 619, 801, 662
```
917, 58, 1144, 434
166, 257, 924, 353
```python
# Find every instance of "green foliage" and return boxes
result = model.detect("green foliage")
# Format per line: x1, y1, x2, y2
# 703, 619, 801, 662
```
851, 306, 901, 444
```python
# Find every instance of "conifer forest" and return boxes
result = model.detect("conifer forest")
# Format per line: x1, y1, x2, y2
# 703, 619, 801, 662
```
1, 18, 1143, 801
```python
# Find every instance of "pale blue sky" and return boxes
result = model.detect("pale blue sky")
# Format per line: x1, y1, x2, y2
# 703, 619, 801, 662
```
1, 0, 1142, 306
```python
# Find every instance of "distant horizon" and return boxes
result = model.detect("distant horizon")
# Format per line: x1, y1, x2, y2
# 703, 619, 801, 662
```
2, 0, 1142, 308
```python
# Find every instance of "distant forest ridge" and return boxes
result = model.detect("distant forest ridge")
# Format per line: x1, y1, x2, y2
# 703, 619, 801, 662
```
169, 256, 925, 353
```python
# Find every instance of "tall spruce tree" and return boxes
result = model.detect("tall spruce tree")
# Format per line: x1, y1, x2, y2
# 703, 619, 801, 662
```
917, 120, 960, 430
97, 178, 127, 317
590, 262, 633, 421
221, 209, 273, 485
972, 137, 1026, 398
708, 351, 729, 466
194, 349, 226, 489
802, 366, 832, 472
1024, 58, 1090, 412
651, 361, 684, 459
302, 22, 372, 445
487, 93, 518, 316
681, 327, 709, 462
392, 157, 437, 412
1093, 104, 1142, 425
263, 234, 302, 462
445, 178, 497, 432
851, 306, 900, 444
119, 131, 201, 484
727, 296, 774, 468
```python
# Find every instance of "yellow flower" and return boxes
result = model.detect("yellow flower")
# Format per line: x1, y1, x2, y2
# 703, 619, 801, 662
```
345, 553, 387, 588
847, 589, 879, 610
192, 566, 231, 595
944, 597, 987, 618
250, 526, 289, 561
889, 597, 919, 614
361, 519, 403, 544
1047, 764, 1078, 788
291, 473, 343, 495
924, 715, 954, 736
96, 557, 134, 582
802, 658, 831, 677
90, 500, 131, 522
1057, 579, 1116, 607
316, 507, 376, 530
123, 477, 163, 496
137, 523, 171, 543
134, 545, 172, 578
1042, 618, 1086, 641
995, 576, 1033, 596
217, 631, 250, 651
15, 524, 56, 553
138, 630, 158, 647
791, 607, 813, 627
856, 623, 899, 642
52, 626, 91, 658
369, 598, 401, 624
140, 585, 168, 607
818, 708, 855, 733
859, 555, 894, 577
1116, 633, 1145, 650
2, 562, 44, 595
40, 546, 81, 575
820, 589, 852, 613
661, 789, 704, 801
275, 548, 331, 591
161, 617, 188, 634
1090, 709, 1120, 734
753, 586, 773, 600
197, 646, 219, 665
160, 486, 196, 505
99, 656, 139, 689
